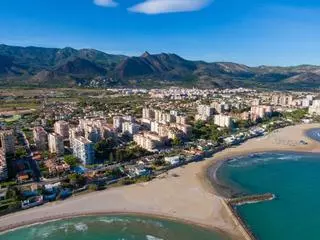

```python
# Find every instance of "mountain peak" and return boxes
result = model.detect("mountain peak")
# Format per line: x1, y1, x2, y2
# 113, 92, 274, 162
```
141, 51, 151, 58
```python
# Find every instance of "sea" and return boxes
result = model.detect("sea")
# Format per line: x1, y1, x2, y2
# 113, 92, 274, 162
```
0, 215, 227, 240
216, 129, 320, 240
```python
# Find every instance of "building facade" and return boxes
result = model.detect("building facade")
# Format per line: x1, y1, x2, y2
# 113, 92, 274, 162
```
48, 133, 64, 156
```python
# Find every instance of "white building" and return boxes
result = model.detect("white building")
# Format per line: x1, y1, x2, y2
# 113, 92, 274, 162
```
48, 133, 64, 156
214, 114, 232, 128
250, 105, 273, 120
69, 127, 82, 149
0, 130, 15, 155
33, 127, 48, 151
85, 126, 101, 143
142, 108, 155, 120
133, 133, 163, 151
72, 137, 95, 165
302, 99, 312, 108
176, 115, 187, 125
0, 151, 7, 180
195, 104, 214, 121
54, 121, 69, 139
113, 116, 124, 131
122, 122, 140, 136
309, 100, 320, 115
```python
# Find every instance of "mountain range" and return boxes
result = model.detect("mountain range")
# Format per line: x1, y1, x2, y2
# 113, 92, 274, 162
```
0, 44, 320, 90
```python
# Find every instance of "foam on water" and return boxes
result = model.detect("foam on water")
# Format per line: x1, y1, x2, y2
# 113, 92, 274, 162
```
74, 222, 88, 232
146, 235, 164, 240
1, 215, 225, 240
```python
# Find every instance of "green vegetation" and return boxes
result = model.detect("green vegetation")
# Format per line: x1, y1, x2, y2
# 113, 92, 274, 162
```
192, 120, 229, 142
94, 138, 117, 161
171, 137, 182, 147
64, 155, 80, 167
119, 176, 153, 186
0, 181, 16, 188
282, 108, 308, 123
152, 159, 167, 168
0, 115, 21, 123
15, 147, 28, 158
67, 173, 87, 187
235, 119, 254, 130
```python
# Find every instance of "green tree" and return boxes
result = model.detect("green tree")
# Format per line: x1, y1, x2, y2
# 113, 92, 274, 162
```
172, 137, 182, 146
64, 155, 79, 167
15, 148, 28, 159
94, 138, 117, 161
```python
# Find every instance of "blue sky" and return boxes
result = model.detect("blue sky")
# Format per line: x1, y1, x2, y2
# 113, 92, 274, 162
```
0, 0, 319, 66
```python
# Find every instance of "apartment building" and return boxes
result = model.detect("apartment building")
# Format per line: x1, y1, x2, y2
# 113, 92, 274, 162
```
33, 127, 48, 151
0, 130, 15, 155
48, 133, 64, 156
214, 115, 232, 128
72, 136, 95, 165
54, 121, 69, 139
122, 122, 140, 136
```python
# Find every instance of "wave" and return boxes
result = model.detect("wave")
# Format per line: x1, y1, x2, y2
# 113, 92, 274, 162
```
98, 217, 164, 228
74, 222, 88, 232
98, 217, 131, 224
226, 153, 303, 168
146, 235, 164, 240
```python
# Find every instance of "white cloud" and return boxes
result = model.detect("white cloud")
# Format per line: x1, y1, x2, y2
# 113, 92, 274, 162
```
128, 0, 212, 14
93, 0, 118, 7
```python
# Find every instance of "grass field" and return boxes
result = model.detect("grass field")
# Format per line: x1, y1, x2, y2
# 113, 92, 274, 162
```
0, 115, 21, 123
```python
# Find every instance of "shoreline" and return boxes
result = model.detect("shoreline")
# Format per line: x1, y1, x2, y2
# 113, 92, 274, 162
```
0, 124, 320, 240
201, 124, 320, 239
0, 211, 231, 238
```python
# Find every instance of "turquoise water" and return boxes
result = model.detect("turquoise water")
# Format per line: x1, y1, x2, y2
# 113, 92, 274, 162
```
0, 215, 227, 240
217, 151, 320, 240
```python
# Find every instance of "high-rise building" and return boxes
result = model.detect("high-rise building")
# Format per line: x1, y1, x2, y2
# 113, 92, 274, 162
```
306, 95, 314, 102
287, 95, 293, 106
33, 127, 48, 151
69, 127, 82, 149
0, 130, 15, 155
252, 99, 261, 106
142, 108, 155, 120
122, 122, 140, 136
302, 99, 312, 107
250, 105, 273, 120
271, 95, 280, 105
54, 121, 69, 139
214, 115, 232, 128
113, 116, 124, 131
85, 126, 101, 143
150, 121, 159, 133
133, 132, 164, 151
309, 100, 320, 115
195, 105, 214, 121
0, 151, 8, 181
48, 133, 64, 156
72, 137, 95, 165
176, 115, 187, 125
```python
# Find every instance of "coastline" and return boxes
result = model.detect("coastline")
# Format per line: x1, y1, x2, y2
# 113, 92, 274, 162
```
201, 124, 320, 240
204, 124, 320, 198
0, 124, 320, 240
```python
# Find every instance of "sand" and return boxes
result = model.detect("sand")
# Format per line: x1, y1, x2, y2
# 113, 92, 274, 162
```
0, 123, 320, 239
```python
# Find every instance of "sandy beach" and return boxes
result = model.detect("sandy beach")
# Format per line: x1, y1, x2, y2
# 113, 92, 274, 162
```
1, 124, 320, 239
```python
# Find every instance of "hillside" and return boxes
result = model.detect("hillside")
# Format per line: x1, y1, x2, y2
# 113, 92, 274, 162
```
0, 44, 320, 89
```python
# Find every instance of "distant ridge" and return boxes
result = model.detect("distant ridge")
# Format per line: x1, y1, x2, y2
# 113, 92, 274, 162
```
0, 44, 319, 89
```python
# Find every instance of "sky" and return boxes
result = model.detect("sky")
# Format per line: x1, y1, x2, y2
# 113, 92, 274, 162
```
0, 0, 320, 66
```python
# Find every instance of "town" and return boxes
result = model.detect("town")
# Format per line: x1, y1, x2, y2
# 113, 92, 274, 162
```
0, 87, 319, 212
